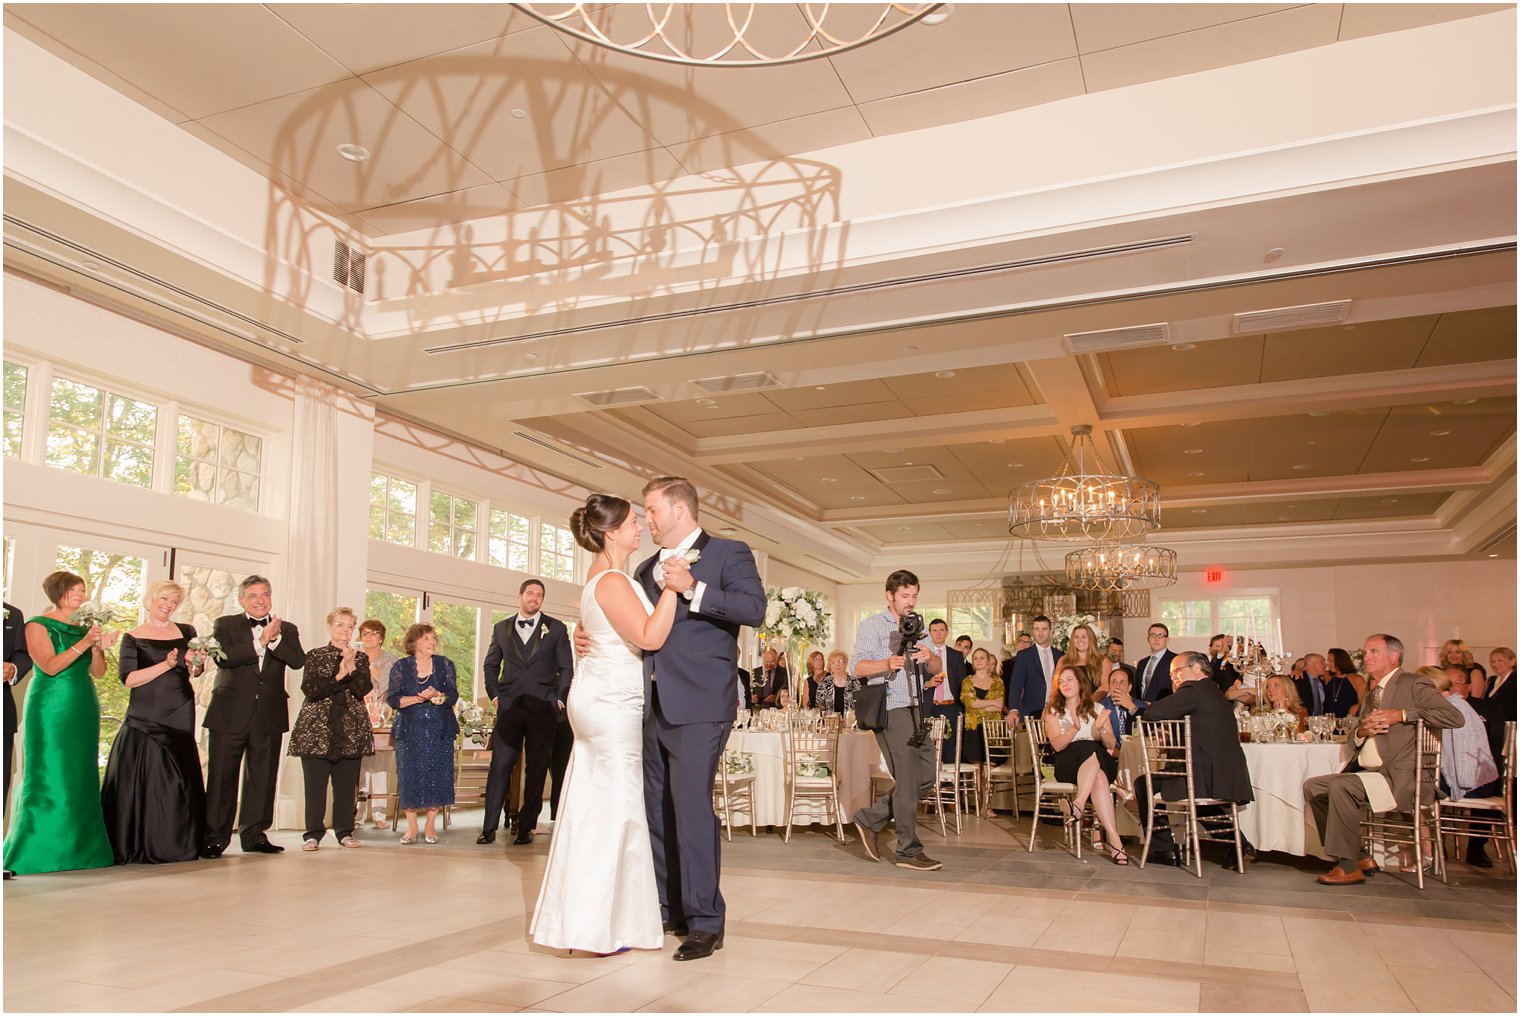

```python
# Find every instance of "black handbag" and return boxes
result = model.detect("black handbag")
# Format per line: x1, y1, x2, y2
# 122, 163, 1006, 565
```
854, 680, 888, 732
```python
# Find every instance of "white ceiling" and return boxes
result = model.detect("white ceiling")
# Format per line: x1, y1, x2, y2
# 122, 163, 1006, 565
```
2, 4, 1515, 582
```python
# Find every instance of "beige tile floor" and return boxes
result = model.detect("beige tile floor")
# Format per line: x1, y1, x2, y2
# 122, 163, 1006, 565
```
4, 811, 1514, 1013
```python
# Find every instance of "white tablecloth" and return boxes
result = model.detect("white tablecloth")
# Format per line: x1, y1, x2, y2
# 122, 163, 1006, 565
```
1117, 737, 1348, 856
724, 730, 882, 828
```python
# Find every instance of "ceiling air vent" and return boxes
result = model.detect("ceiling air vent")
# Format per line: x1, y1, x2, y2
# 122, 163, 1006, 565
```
332, 239, 366, 295
575, 386, 661, 407
872, 464, 945, 483
1233, 300, 1350, 334
691, 371, 782, 394
1474, 523, 1517, 556
1063, 322, 1170, 355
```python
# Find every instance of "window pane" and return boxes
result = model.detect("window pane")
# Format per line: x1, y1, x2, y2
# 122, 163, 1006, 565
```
46, 424, 100, 475
370, 471, 388, 507
428, 522, 451, 554
369, 504, 387, 540
179, 415, 217, 458
3, 412, 20, 459
1219, 597, 1274, 638
487, 534, 506, 568
176, 457, 216, 500
50, 377, 104, 429
430, 490, 451, 524
389, 478, 416, 516
489, 509, 508, 539
1159, 599, 1210, 638
387, 513, 416, 546
216, 469, 260, 511
3, 362, 25, 412
453, 529, 475, 559
106, 394, 157, 444
220, 428, 261, 471
103, 438, 153, 488
55, 544, 147, 765
432, 601, 479, 700
454, 498, 477, 533
364, 590, 418, 657
948, 605, 993, 643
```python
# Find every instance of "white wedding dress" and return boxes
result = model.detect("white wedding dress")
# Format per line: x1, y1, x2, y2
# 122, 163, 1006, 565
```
529, 569, 662, 952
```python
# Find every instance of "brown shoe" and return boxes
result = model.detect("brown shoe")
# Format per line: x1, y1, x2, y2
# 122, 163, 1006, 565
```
895, 853, 943, 871
1316, 865, 1366, 886
1357, 857, 1381, 878
854, 820, 881, 863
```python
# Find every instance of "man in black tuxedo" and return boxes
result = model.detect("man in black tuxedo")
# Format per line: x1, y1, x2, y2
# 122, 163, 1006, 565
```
748, 648, 787, 708
479, 578, 573, 846
1207, 634, 1242, 697
1135, 622, 1179, 704
1138, 652, 1255, 868
203, 576, 306, 856
923, 618, 965, 762
4, 601, 33, 879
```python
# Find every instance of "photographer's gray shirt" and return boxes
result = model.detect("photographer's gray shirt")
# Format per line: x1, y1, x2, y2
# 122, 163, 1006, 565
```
849, 609, 913, 711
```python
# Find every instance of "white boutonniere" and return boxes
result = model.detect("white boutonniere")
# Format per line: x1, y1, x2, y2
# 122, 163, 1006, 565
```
675, 549, 701, 566
539, 624, 548, 642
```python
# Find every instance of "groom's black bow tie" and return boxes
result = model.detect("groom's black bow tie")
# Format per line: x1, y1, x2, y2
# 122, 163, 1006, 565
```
517, 619, 534, 629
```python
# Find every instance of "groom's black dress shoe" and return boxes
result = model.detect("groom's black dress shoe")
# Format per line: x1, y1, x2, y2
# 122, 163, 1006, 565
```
246, 840, 284, 854
477, 831, 496, 845
663, 920, 689, 937
673, 930, 722, 961
513, 828, 534, 846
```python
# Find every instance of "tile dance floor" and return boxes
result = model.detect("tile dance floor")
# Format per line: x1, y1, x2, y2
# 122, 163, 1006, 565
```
4, 812, 1514, 1012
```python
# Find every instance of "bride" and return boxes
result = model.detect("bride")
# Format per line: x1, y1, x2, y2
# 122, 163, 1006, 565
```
529, 493, 688, 954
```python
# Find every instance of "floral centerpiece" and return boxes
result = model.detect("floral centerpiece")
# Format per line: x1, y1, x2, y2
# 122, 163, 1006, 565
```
758, 586, 832, 705
1051, 612, 1111, 653
724, 750, 755, 776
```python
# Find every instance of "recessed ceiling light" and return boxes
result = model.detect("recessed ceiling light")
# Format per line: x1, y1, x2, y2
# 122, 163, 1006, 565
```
1490, 553, 1500, 558
1292, 464, 1311, 470
78, 259, 100, 270
898, 526, 911, 531
1307, 440, 1318, 446
920, 3, 953, 26
1455, 399, 1477, 406
1192, 509, 1208, 514
1179, 421, 1200, 427
336, 143, 370, 162
1171, 343, 1197, 351
510, 107, 528, 119
821, 476, 838, 483
904, 461, 914, 466
696, 398, 717, 407
815, 386, 827, 391
932, 488, 952, 495
935, 370, 956, 379
1186, 472, 1205, 478
905, 345, 919, 352
1411, 456, 1430, 463
1183, 448, 1204, 455
524, 352, 538, 361
1007, 462, 1023, 468
1381, 498, 1399, 505
1263, 247, 1286, 264
849, 495, 865, 501
791, 456, 804, 461
1430, 429, 1452, 437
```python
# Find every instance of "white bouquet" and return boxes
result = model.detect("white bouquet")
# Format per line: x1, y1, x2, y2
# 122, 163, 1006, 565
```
758, 587, 831, 644
69, 602, 124, 628
1051, 612, 1110, 652
187, 634, 227, 665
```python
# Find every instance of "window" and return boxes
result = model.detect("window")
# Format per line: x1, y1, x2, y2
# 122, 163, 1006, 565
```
539, 521, 576, 582
55, 545, 147, 762
175, 415, 263, 511
4, 361, 26, 458
488, 510, 532, 570
949, 604, 996, 644
432, 600, 479, 699
369, 472, 418, 547
429, 490, 478, 559
364, 589, 419, 657
46, 376, 156, 488
1158, 595, 1276, 640
1159, 599, 1211, 638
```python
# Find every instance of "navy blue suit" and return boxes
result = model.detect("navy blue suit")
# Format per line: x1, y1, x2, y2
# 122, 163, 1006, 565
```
636, 530, 766, 935
1136, 650, 1179, 704
1006, 643, 1058, 719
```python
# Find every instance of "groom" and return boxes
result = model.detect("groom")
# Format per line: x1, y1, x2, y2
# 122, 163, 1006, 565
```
614, 476, 765, 960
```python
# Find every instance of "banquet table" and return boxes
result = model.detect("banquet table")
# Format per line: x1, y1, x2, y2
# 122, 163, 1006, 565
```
1117, 736, 1349, 857
723, 729, 883, 829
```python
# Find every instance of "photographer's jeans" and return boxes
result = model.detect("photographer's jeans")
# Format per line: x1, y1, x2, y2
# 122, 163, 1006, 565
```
856, 707, 938, 861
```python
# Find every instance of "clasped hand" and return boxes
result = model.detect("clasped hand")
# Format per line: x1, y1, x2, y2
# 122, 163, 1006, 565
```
661, 557, 695, 594
260, 615, 282, 646
1358, 707, 1402, 737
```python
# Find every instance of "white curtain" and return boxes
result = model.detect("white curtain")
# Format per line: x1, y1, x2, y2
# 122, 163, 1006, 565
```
274, 376, 341, 829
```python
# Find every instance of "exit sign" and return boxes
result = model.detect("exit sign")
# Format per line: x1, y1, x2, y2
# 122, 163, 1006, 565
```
1205, 568, 1224, 584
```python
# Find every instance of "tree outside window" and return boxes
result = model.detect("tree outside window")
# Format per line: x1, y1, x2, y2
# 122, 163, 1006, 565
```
488, 510, 532, 570
540, 522, 576, 582
429, 490, 478, 559
369, 472, 418, 547
46, 377, 156, 488
4, 361, 26, 458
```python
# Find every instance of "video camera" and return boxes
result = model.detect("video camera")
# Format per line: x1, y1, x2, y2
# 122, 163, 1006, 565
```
896, 611, 931, 747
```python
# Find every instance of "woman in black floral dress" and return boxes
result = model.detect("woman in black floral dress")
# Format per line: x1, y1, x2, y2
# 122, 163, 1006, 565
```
288, 607, 374, 850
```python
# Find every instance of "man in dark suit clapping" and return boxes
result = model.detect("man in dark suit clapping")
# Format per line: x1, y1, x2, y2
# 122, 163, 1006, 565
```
4, 601, 33, 879
479, 578, 573, 846
203, 575, 306, 857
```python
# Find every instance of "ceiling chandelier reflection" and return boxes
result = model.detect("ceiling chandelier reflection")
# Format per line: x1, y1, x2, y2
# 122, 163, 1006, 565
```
1065, 542, 1178, 592
1008, 425, 1162, 541
511, 3, 948, 67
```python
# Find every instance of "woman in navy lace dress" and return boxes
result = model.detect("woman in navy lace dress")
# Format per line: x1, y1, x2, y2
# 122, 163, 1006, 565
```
386, 623, 457, 844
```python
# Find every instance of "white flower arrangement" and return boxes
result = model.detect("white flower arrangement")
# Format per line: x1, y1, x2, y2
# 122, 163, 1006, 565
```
187, 634, 227, 665
1051, 612, 1111, 653
69, 602, 124, 628
758, 587, 831, 645
724, 751, 755, 776
455, 700, 496, 743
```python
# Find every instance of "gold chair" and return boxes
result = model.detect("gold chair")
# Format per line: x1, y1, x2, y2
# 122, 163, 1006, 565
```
783, 728, 846, 842
981, 716, 1020, 817
1023, 716, 1087, 857
1134, 717, 1245, 878
1361, 719, 1443, 889
1437, 721, 1517, 872
713, 751, 758, 840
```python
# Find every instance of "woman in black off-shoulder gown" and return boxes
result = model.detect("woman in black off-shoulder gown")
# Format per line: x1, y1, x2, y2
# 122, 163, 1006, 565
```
101, 618, 207, 864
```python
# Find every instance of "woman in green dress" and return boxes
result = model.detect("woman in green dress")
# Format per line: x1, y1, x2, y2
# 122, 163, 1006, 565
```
2, 570, 116, 874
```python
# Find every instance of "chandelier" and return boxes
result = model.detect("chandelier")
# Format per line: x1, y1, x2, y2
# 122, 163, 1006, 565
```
1008, 425, 1161, 541
511, 3, 948, 67
1064, 542, 1178, 592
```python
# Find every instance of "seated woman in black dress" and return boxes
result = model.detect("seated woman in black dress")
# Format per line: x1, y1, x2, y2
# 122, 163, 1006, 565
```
101, 579, 207, 864
801, 651, 826, 710
1043, 665, 1127, 865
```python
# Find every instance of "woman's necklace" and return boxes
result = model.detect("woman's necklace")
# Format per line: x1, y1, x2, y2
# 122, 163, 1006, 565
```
147, 617, 177, 632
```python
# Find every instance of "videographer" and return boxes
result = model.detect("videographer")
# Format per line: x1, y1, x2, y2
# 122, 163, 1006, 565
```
848, 569, 944, 872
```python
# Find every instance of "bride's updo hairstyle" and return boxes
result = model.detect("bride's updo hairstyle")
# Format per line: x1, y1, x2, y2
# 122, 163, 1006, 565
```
570, 494, 631, 554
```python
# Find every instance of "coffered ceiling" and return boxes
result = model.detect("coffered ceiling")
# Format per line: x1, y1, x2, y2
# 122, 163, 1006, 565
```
2, 4, 1515, 581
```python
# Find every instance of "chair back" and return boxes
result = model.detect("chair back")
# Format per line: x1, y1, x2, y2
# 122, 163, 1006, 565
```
1135, 717, 1195, 794
1025, 716, 1057, 786
783, 728, 840, 784
1414, 719, 1441, 811
937, 713, 963, 772
982, 716, 1013, 768
1503, 721, 1517, 819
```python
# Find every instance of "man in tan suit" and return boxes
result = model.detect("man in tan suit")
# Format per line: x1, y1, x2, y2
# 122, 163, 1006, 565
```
1303, 634, 1462, 886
